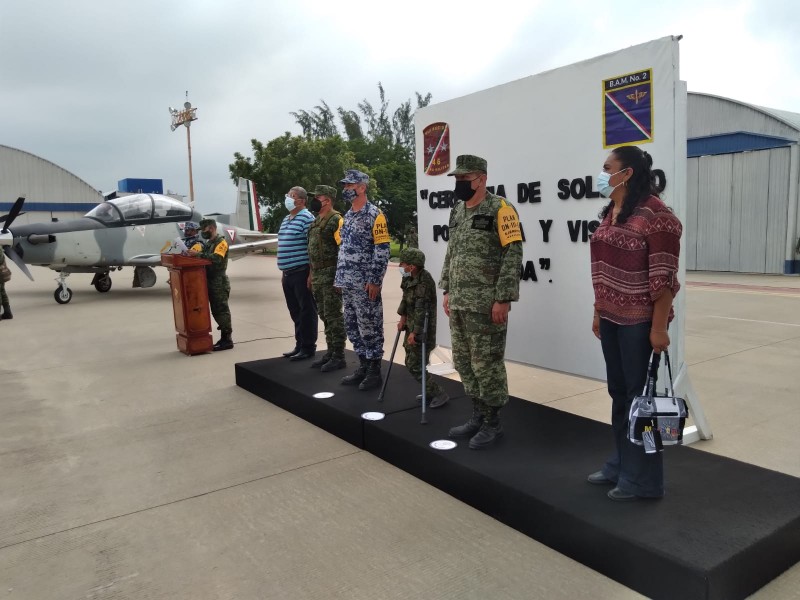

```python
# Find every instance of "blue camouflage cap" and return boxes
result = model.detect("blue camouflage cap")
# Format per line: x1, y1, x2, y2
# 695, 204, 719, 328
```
339, 169, 369, 184
184, 221, 200, 231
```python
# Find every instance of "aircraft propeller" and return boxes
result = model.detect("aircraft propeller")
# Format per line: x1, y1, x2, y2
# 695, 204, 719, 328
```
1, 196, 35, 281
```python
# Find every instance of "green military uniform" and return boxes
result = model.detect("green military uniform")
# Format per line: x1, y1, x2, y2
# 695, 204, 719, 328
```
440, 154, 523, 448
308, 192, 345, 366
198, 223, 232, 339
0, 250, 11, 320
440, 190, 522, 406
397, 251, 443, 400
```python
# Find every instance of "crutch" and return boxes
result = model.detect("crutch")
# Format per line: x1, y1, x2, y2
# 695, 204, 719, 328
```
377, 327, 402, 402
420, 304, 430, 425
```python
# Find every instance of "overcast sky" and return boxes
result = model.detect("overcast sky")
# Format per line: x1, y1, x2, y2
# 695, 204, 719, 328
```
2, 0, 798, 214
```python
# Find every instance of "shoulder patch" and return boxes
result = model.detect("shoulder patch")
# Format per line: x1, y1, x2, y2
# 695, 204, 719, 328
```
214, 239, 229, 257
497, 203, 523, 246
334, 215, 343, 246
372, 212, 390, 245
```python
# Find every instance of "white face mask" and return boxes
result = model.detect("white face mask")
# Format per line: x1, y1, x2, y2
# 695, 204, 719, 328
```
284, 195, 296, 211
596, 168, 627, 198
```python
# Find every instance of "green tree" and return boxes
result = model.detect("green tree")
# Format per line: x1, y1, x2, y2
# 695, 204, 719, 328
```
229, 134, 372, 232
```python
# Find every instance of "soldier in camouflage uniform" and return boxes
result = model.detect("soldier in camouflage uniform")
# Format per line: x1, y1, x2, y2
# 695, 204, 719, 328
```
0, 249, 12, 320
182, 221, 204, 253
397, 248, 448, 408
439, 155, 523, 449
307, 185, 346, 371
189, 218, 233, 351
334, 169, 391, 391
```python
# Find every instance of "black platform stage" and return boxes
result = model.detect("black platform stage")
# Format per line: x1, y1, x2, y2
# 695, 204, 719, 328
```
236, 353, 800, 600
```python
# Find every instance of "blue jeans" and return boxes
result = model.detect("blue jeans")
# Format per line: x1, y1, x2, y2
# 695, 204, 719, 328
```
599, 319, 664, 498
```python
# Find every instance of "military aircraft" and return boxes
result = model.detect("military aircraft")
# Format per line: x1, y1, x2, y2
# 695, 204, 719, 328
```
1, 182, 275, 304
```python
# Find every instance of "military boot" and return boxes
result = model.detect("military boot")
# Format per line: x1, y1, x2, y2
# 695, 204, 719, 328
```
213, 332, 234, 352
358, 359, 383, 391
311, 351, 332, 368
321, 352, 347, 372
341, 355, 368, 385
448, 401, 485, 438
468, 406, 504, 449
0, 303, 12, 320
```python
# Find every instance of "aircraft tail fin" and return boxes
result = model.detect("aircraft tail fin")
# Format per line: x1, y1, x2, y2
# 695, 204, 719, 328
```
235, 178, 261, 232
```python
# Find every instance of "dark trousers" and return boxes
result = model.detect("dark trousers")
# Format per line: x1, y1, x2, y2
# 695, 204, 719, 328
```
599, 319, 664, 498
281, 266, 318, 352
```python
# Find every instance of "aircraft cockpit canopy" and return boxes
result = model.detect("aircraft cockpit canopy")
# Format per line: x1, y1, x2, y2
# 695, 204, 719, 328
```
85, 194, 193, 225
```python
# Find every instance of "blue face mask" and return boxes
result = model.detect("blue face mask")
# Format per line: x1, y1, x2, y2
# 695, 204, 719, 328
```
284, 195, 296, 211
596, 169, 627, 198
341, 188, 357, 202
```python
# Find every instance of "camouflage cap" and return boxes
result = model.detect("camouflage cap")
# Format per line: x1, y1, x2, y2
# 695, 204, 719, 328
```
399, 247, 426, 267
309, 185, 337, 200
184, 221, 200, 231
447, 154, 488, 176
199, 218, 217, 228
339, 169, 369, 184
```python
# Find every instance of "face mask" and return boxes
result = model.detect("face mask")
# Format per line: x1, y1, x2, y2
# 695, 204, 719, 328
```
309, 198, 322, 213
401, 269, 412, 278
596, 168, 627, 198
341, 188, 357, 202
284, 195, 296, 211
201, 231, 211, 239
454, 178, 477, 201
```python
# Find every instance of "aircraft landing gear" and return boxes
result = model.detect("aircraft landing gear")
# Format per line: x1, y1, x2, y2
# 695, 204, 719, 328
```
92, 272, 112, 293
54, 272, 73, 304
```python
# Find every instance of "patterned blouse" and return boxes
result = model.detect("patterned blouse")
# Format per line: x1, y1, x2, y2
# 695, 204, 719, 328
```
590, 195, 682, 326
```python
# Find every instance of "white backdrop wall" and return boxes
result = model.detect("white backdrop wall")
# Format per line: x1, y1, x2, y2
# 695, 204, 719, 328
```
415, 37, 687, 380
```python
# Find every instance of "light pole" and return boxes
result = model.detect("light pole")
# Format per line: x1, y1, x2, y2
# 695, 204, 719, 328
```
169, 94, 198, 205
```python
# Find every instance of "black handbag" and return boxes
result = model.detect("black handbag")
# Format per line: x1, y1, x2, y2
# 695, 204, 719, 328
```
628, 350, 688, 452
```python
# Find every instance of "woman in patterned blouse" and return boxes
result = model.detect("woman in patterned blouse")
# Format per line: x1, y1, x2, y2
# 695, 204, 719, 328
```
587, 145, 683, 502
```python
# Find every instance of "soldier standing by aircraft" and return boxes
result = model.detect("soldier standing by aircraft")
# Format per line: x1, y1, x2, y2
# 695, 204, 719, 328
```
307, 185, 346, 371
189, 218, 233, 351
0, 249, 12, 320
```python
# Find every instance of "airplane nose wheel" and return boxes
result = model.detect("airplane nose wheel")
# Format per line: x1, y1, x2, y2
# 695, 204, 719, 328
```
54, 287, 73, 304
93, 274, 112, 293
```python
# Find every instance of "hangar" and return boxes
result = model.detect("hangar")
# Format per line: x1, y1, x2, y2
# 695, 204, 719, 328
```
687, 93, 800, 274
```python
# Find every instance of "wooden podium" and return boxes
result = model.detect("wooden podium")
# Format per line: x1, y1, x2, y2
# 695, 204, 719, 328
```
161, 254, 213, 355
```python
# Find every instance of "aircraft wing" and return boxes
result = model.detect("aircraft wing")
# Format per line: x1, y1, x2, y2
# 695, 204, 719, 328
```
228, 238, 277, 260
127, 254, 164, 266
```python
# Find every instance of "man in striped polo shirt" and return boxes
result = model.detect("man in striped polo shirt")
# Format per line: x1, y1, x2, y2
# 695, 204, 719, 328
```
278, 186, 318, 360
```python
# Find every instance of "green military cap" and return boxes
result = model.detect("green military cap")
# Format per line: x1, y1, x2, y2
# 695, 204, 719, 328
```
309, 185, 337, 199
447, 154, 488, 176
399, 247, 426, 267
199, 218, 217, 228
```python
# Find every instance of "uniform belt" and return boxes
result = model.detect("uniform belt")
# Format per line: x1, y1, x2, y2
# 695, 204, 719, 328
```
281, 264, 309, 275
311, 260, 337, 270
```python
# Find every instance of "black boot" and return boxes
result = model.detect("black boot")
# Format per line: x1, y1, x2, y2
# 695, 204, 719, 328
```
321, 352, 347, 372
341, 355, 368, 385
213, 331, 234, 351
448, 401, 485, 438
311, 352, 332, 368
358, 359, 383, 391
0, 303, 11, 320
468, 406, 504, 449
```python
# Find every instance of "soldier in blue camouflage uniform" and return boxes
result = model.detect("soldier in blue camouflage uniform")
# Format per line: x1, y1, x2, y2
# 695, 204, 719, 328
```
307, 185, 346, 371
189, 218, 233, 351
182, 221, 204, 253
334, 169, 391, 390
439, 155, 523, 449
398, 248, 448, 408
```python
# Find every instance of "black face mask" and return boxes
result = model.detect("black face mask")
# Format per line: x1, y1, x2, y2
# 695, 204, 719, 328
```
309, 197, 322, 213
454, 179, 476, 201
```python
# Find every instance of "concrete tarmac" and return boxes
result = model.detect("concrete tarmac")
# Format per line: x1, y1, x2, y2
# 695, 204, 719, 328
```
1, 257, 798, 599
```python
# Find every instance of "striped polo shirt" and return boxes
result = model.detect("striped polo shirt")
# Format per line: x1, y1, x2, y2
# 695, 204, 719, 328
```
277, 208, 315, 271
